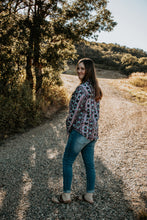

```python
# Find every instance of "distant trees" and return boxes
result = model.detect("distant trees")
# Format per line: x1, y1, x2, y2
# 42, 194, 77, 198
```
75, 41, 147, 75
139, 57, 147, 65
121, 54, 138, 66
120, 53, 147, 75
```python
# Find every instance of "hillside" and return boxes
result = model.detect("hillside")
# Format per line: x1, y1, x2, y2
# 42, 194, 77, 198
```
72, 41, 147, 75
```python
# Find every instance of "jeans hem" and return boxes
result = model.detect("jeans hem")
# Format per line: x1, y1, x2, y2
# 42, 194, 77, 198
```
63, 190, 71, 193
86, 190, 94, 193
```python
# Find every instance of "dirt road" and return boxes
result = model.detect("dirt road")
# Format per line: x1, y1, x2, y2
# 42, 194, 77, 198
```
0, 71, 146, 220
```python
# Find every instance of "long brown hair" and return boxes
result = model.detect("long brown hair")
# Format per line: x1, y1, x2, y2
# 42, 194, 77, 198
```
77, 58, 103, 102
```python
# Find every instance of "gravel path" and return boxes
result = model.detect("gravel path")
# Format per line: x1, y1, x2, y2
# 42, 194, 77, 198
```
0, 72, 147, 220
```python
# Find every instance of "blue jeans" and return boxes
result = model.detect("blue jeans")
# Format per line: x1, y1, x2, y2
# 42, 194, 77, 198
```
63, 129, 97, 193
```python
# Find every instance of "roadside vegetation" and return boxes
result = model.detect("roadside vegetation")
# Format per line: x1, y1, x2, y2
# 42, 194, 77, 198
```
1, 0, 117, 139
1, 1, 147, 139
126, 72, 147, 104
106, 71, 147, 105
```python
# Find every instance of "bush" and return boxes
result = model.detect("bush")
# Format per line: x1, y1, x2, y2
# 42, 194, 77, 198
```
39, 77, 69, 115
121, 54, 138, 66
0, 76, 69, 140
137, 211, 147, 220
139, 57, 147, 65
0, 82, 42, 139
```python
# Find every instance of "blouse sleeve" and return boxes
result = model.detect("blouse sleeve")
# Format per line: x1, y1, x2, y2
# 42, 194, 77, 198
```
66, 85, 87, 134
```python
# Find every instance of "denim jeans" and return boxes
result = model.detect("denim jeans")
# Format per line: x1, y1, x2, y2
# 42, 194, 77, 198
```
63, 129, 97, 193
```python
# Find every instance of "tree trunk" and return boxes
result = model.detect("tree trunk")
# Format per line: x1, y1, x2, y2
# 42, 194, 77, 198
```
26, 55, 33, 88
26, 26, 34, 90
34, 34, 42, 93
33, 5, 42, 93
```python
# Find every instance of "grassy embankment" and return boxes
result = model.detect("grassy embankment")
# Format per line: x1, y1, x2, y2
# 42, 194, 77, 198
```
111, 72, 147, 105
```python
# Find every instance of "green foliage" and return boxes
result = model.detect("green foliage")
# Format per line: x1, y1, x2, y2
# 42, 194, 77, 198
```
74, 41, 147, 75
0, 76, 70, 139
0, 0, 117, 138
1, 0, 117, 93
0, 82, 42, 139
0, 9, 27, 96
121, 54, 138, 66
139, 57, 147, 65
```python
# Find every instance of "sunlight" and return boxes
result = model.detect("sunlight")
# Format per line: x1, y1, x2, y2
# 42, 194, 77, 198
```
47, 149, 59, 159
0, 188, 6, 209
16, 171, 32, 220
29, 145, 36, 167
48, 176, 63, 191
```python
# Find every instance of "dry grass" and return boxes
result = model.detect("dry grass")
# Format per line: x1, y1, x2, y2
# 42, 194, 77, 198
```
109, 72, 147, 105
129, 72, 147, 89
126, 72, 147, 104
40, 78, 70, 117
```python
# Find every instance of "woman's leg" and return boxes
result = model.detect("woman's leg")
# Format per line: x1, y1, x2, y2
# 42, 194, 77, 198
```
81, 140, 96, 193
63, 130, 90, 193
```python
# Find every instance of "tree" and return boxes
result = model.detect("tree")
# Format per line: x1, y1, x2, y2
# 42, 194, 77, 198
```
139, 57, 147, 65
0, 8, 19, 95
121, 54, 138, 66
1, 0, 117, 94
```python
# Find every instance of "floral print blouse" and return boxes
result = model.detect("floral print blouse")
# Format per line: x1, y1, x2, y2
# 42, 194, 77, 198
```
66, 80, 100, 141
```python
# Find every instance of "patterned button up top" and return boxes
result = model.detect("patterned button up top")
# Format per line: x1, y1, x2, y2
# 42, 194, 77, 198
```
66, 80, 100, 141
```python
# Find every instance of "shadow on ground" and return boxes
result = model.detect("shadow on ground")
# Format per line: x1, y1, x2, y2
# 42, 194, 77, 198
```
0, 110, 135, 220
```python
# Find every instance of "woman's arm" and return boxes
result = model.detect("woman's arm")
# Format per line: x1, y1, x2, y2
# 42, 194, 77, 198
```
66, 86, 87, 134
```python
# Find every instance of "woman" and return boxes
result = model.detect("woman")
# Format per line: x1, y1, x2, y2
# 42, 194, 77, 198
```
52, 58, 102, 204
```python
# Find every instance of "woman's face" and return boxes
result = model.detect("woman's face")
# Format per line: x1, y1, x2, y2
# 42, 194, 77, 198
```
77, 62, 86, 81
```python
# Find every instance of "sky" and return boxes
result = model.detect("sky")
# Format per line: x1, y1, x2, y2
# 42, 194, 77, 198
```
97, 0, 147, 52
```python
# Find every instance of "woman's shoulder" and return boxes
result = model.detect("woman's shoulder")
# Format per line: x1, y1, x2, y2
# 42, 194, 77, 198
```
81, 80, 94, 95
71, 84, 87, 100
75, 84, 87, 94
73, 80, 93, 98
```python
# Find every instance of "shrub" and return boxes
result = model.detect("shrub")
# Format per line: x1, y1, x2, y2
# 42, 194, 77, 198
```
0, 77, 70, 140
39, 77, 69, 115
0, 69, 70, 140
0, 82, 42, 139
139, 57, 147, 65
137, 211, 147, 220
121, 54, 138, 66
